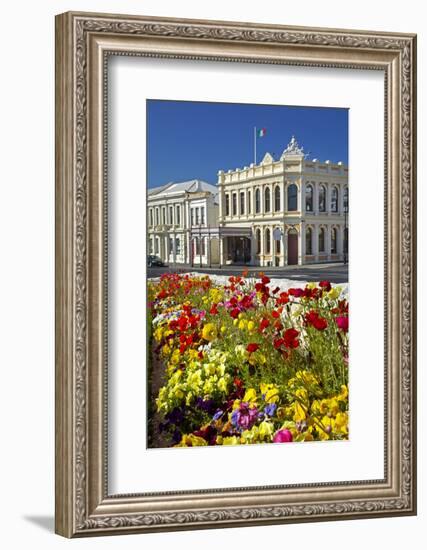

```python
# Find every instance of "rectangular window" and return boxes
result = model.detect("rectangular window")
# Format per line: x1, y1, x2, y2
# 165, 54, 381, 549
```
162, 207, 166, 224
240, 192, 245, 215
169, 206, 173, 225
201, 206, 205, 225
169, 237, 173, 254
154, 238, 159, 254
191, 208, 195, 226
155, 208, 159, 225
176, 205, 181, 225
195, 208, 199, 225
175, 238, 181, 255
225, 194, 230, 216
149, 209, 153, 226
247, 191, 251, 214
201, 237, 206, 256
232, 193, 237, 216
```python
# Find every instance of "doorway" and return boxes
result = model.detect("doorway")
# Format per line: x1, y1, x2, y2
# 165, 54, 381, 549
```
287, 231, 298, 265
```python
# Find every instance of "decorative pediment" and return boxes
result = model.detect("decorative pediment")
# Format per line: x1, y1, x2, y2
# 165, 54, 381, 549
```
280, 136, 304, 159
261, 152, 274, 164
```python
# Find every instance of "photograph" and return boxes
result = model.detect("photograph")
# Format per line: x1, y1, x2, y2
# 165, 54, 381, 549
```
147, 100, 350, 448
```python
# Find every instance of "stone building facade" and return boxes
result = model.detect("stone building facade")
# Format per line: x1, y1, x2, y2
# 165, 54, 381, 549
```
217, 136, 349, 266
147, 137, 349, 267
147, 179, 220, 266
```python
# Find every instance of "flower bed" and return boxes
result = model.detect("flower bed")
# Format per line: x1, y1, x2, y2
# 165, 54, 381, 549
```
148, 272, 349, 447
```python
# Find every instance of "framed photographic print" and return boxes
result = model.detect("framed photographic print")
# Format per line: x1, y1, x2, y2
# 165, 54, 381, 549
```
55, 11, 417, 537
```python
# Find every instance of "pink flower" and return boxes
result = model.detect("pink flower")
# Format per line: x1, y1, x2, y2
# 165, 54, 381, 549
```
335, 316, 349, 332
273, 429, 293, 443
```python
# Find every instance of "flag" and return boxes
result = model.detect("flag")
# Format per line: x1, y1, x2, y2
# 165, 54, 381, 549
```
257, 128, 267, 137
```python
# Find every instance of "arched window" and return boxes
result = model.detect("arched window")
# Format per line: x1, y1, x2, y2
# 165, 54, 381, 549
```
247, 190, 251, 214
305, 184, 313, 212
319, 185, 326, 212
256, 228, 261, 254
331, 228, 337, 253
225, 194, 230, 216
275, 230, 281, 254
265, 187, 271, 212
287, 184, 297, 211
274, 186, 281, 212
255, 188, 261, 213
306, 227, 312, 255
265, 228, 271, 254
319, 227, 325, 252
331, 186, 338, 212
232, 193, 237, 216
344, 187, 349, 212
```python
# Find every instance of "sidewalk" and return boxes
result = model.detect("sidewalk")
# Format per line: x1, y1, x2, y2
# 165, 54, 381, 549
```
165, 262, 346, 272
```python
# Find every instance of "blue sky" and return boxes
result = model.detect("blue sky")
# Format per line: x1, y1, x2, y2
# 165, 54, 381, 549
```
147, 100, 348, 188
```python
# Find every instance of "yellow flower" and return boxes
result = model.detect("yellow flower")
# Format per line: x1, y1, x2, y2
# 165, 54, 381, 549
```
238, 319, 247, 330
293, 401, 306, 422
247, 320, 255, 332
175, 434, 208, 447
260, 383, 280, 404
218, 376, 228, 393
222, 436, 240, 445
334, 412, 348, 435
337, 385, 349, 401
202, 323, 217, 342
220, 325, 227, 334
327, 286, 342, 300
258, 420, 274, 440
243, 388, 257, 403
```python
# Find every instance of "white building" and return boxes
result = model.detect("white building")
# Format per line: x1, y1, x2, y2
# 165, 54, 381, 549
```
147, 179, 220, 265
217, 136, 349, 266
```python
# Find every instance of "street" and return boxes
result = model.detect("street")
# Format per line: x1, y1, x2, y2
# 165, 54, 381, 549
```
148, 262, 348, 284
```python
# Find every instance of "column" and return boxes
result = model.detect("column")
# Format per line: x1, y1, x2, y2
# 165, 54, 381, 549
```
219, 237, 224, 267
218, 184, 223, 221
313, 224, 319, 262
282, 180, 286, 212
338, 184, 344, 215
260, 226, 265, 267
299, 181, 304, 213
326, 225, 331, 261
314, 183, 319, 215
337, 225, 344, 259
280, 224, 286, 266
299, 222, 305, 265
172, 232, 177, 264
250, 229, 257, 265
326, 184, 331, 215
164, 235, 170, 264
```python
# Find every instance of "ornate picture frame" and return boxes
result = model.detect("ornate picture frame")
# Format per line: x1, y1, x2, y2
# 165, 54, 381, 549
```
55, 11, 417, 537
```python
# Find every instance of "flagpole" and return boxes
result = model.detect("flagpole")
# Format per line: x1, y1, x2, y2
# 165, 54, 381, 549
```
254, 126, 256, 165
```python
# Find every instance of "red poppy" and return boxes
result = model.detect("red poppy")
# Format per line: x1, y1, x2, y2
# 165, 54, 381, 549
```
288, 288, 304, 298
319, 280, 332, 292
273, 337, 285, 349
283, 328, 299, 348
271, 310, 280, 319
230, 307, 240, 319
261, 275, 270, 285
210, 303, 219, 315
277, 291, 289, 305
306, 310, 328, 331
246, 343, 260, 353
234, 377, 243, 388
259, 318, 270, 331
